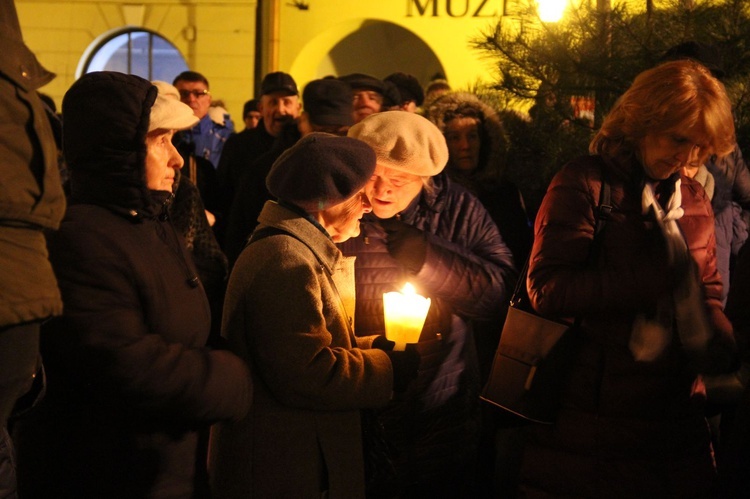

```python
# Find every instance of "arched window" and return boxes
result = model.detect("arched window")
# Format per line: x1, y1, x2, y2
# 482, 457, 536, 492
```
78, 28, 188, 82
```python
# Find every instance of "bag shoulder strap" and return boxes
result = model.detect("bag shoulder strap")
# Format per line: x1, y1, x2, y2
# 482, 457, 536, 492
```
513, 164, 611, 305
246, 225, 357, 340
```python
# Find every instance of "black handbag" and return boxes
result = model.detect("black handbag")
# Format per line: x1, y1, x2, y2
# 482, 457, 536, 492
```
479, 259, 580, 424
481, 170, 611, 424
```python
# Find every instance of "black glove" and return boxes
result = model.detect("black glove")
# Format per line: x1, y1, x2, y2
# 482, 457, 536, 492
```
379, 217, 427, 273
385, 348, 421, 393
372, 335, 396, 351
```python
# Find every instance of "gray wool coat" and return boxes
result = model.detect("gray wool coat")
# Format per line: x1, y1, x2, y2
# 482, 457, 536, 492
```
210, 201, 394, 499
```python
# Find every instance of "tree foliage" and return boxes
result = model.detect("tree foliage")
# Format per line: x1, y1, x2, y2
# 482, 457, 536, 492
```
470, 0, 750, 216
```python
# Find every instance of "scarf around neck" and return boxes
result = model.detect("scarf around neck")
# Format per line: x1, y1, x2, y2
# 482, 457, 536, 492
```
629, 176, 712, 365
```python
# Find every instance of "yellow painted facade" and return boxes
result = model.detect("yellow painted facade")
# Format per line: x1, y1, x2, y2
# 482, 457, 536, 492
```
15, 0, 511, 120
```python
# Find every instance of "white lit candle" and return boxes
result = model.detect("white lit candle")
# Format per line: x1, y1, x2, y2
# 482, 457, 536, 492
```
383, 283, 431, 351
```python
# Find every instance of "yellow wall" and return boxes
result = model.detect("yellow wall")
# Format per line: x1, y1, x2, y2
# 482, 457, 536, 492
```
14, 0, 554, 120
16, 0, 257, 121
278, 0, 506, 91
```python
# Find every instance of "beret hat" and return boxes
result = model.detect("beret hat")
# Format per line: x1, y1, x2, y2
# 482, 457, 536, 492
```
150, 80, 200, 132
347, 111, 448, 177
266, 132, 376, 212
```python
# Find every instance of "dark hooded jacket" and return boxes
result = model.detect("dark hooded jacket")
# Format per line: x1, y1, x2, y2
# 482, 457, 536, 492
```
0, 0, 65, 328
338, 172, 516, 496
425, 91, 533, 383
0, 1, 65, 495
13, 72, 251, 499
424, 92, 532, 267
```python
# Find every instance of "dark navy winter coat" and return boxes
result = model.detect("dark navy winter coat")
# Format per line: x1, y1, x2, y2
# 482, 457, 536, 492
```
13, 72, 251, 499
339, 172, 516, 495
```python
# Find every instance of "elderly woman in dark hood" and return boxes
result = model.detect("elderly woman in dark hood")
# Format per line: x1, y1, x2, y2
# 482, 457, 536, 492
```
13, 71, 252, 499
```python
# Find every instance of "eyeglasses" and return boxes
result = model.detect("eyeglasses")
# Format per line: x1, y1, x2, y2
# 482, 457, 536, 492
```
178, 89, 210, 99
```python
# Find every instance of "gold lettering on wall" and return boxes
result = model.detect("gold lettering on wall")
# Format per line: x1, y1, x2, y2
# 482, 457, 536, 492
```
406, 0, 500, 17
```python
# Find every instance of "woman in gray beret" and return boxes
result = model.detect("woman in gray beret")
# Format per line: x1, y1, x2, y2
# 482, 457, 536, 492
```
210, 133, 420, 498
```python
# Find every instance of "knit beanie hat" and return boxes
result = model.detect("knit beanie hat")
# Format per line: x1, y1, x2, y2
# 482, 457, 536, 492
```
347, 111, 448, 176
266, 132, 376, 212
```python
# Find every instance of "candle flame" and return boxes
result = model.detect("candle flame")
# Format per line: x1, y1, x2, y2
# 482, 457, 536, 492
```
383, 283, 431, 350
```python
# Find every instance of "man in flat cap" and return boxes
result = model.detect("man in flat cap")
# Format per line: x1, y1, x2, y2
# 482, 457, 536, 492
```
340, 73, 386, 124
339, 111, 516, 498
384, 72, 425, 113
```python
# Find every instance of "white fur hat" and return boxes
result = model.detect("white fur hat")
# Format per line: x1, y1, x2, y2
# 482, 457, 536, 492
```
149, 80, 199, 132
347, 111, 448, 177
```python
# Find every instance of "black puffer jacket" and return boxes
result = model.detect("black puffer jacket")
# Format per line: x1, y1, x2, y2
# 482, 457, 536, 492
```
13, 72, 251, 499
339, 172, 516, 495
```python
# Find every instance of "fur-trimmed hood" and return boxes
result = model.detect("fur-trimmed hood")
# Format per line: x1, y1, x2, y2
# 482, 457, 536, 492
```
423, 91, 509, 186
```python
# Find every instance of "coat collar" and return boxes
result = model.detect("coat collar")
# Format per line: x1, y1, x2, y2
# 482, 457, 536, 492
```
256, 201, 342, 274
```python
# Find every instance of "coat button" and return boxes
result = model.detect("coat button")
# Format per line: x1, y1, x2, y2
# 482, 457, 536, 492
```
20, 65, 30, 79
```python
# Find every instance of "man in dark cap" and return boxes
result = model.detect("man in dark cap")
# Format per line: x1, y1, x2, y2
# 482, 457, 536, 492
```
384, 72, 425, 112
299, 77, 354, 135
216, 71, 301, 247
224, 77, 356, 267
256, 71, 301, 137
339, 73, 386, 123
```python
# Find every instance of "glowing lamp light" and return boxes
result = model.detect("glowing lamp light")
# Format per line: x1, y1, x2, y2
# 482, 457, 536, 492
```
537, 0, 566, 23
383, 283, 431, 351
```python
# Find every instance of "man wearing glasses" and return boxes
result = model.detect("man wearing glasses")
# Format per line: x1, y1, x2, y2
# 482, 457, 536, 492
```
173, 70, 234, 169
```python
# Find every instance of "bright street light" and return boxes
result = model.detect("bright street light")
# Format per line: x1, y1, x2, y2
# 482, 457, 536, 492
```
538, 0, 566, 22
